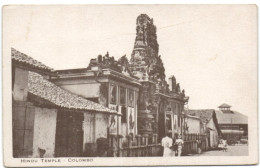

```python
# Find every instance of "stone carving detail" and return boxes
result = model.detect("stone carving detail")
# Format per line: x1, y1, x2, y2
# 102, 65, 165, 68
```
129, 14, 188, 98
182, 89, 185, 96
129, 14, 171, 96
87, 52, 135, 78
130, 14, 162, 81
168, 75, 176, 92
176, 83, 180, 94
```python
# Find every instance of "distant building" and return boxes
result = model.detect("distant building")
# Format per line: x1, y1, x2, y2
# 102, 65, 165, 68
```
215, 103, 248, 143
184, 114, 201, 134
185, 109, 222, 149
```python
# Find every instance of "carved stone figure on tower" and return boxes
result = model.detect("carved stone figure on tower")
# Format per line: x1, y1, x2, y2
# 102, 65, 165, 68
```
176, 83, 181, 93
182, 89, 185, 96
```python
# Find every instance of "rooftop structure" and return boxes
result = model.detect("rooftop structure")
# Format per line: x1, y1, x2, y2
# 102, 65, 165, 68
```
215, 110, 247, 125
28, 71, 117, 114
12, 48, 117, 114
218, 103, 232, 112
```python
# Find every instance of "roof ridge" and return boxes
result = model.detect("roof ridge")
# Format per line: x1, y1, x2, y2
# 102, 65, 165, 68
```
11, 48, 54, 72
184, 109, 215, 111
218, 103, 231, 108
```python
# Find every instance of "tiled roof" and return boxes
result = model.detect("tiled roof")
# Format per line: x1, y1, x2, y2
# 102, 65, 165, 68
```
184, 109, 215, 123
11, 48, 54, 72
215, 110, 247, 124
218, 103, 231, 108
185, 109, 222, 135
28, 71, 117, 114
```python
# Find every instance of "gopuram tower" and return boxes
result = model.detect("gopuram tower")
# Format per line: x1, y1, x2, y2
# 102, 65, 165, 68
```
130, 14, 165, 82
130, 14, 189, 140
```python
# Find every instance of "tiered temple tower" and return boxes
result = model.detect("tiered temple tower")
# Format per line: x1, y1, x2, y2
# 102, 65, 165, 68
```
130, 14, 165, 83
130, 14, 189, 140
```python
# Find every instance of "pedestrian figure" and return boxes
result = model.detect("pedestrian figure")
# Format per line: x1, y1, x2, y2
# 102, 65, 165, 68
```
218, 139, 224, 151
175, 135, 184, 157
161, 132, 174, 157
197, 139, 202, 154
172, 138, 178, 156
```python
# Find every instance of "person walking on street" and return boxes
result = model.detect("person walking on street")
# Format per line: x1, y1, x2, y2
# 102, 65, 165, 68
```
197, 139, 202, 154
218, 139, 224, 151
175, 135, 184, 157
172, 138, 178, 156
161, 132, 174, 157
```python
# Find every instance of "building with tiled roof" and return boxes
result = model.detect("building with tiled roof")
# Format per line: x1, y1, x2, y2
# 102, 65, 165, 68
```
12, 48, 118, 158
53, 52, 141, 138
28, 71, 117, 114
215, 104, 248, 143
12, 48, 54, 74
184, 109, 221, 148
215, 110, 247, 125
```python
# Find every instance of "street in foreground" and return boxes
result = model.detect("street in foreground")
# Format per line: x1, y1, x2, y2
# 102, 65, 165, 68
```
187, 145, 248, 156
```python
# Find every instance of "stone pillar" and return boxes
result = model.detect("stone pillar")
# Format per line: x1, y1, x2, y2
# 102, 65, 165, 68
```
126, 135, 132, 148
117, 135, 123, 157
136, 134, 142, 146
118, 135, 123, 148
136, 134, 142, 156
144, 134, 149, 146
153, 134, 158, 144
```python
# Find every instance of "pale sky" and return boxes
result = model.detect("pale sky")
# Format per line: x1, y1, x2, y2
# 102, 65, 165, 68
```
4, 5, 257, 115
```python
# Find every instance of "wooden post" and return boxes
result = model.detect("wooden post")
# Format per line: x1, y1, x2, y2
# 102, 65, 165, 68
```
107, 127, 110, 147
136, 134, 141, 146
141, 136, 145, 146
126, 135, 131, 157
144, 134, 149, 146
109, 135, 116, 157
126, 135, 131, 147
136, 135, 141, 156
153, 134, 158, 144
118, 135, 123, 157
144, 134, 148, 156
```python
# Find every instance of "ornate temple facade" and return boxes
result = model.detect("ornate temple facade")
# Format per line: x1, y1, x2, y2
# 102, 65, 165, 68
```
53, 53, 141, 138
52, 14, 189, 141
129, 14, 189, 140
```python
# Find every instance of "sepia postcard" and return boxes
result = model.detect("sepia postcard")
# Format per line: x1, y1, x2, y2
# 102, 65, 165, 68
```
2, 4, 258, 167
